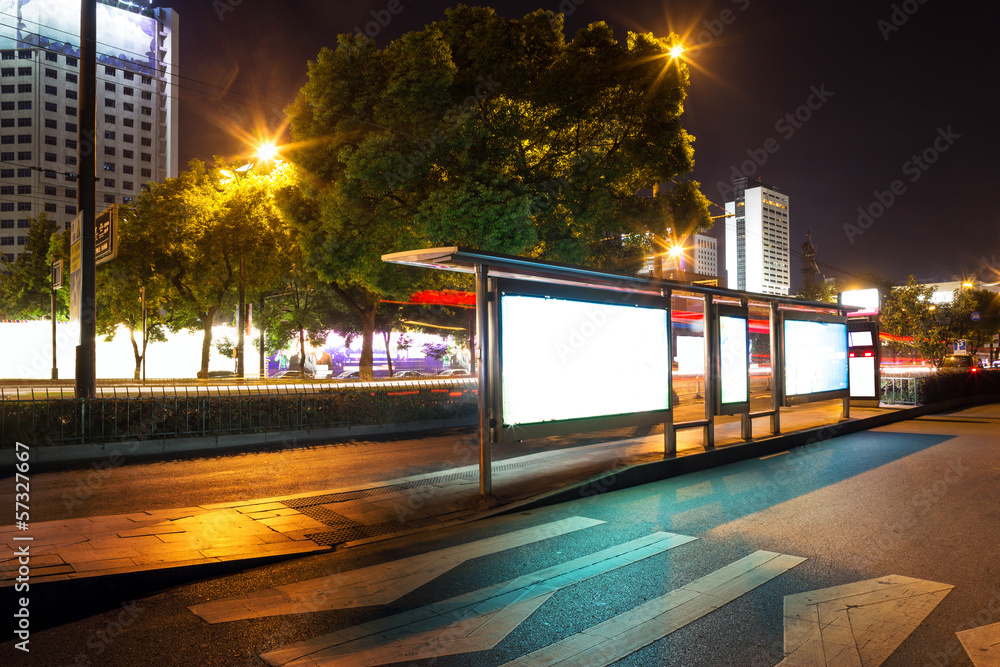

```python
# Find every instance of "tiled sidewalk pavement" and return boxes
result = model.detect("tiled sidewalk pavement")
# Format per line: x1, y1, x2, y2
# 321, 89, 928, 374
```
1, 401, 892, 586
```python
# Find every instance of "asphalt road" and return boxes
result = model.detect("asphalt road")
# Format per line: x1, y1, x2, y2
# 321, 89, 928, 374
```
4, 403, 998, 666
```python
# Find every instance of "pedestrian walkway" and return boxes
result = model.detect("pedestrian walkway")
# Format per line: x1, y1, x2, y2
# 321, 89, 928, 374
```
1, 400, 895, 586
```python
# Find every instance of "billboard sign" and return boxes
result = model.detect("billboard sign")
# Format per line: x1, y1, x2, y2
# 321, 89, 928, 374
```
715, 305, 750, 415
782, 312, 849, 405
95, 204, 118, 265
498, 280, 671, 440
840, 288, 880, 317
51, 259, 63, 289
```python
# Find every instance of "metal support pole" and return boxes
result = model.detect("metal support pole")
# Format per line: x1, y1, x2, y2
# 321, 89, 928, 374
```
703, 293, 715, 449
259, 297, 265, 379
50, 276, 58, 380
141, 285, 146, 382
740, 297, 752, 441
75, 0, 97, 399
842, 396, 850, 419
770, 302, 781, 434
664, 288, 676, 457
237, 255, 245, 378
475, 263, 492, 496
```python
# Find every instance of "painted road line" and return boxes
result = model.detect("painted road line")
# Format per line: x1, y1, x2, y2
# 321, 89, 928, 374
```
504, 550, 806, 667
260, 531, 697, 667
957, 621, 1000, 666
778, 574, 954, 666
190, 515, 605, 623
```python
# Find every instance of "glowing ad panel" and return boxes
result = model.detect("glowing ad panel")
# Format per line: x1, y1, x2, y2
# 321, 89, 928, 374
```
849, 356, 877, 398
719, 315, 749, 405
783, 319, 848, 396
500, 294, 670, 426
10, 0, 157, 72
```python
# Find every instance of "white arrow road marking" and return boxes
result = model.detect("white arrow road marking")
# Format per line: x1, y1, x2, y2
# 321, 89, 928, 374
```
504, 550, 807, 667
260, 531, 697, 667
957, 621, 1000, 665
778, 574, 954, 666
190, 515, 604, 623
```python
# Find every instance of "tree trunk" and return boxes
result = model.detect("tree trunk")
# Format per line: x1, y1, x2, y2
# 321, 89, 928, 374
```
360, 307, 376, 380
299, 328, 306, 372
383, 330, 393, 376
129, 324, 141, 380
198, 309, 215, 378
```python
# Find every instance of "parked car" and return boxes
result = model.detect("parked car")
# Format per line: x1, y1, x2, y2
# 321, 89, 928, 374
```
392, 370, 425, 378
437, 369, 471, 377
936, 354, 982, 374
335, 370, 360, 379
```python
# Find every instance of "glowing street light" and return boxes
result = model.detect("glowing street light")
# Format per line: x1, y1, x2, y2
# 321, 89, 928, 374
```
669, 44, 685, 59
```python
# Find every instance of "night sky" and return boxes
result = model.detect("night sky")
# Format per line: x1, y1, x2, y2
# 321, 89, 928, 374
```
158, 0, 998, 291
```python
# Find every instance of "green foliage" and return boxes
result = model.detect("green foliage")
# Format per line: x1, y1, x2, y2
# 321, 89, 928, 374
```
0, 214, 61, 319
881, 276, 948, 362
283, 6, 709, 376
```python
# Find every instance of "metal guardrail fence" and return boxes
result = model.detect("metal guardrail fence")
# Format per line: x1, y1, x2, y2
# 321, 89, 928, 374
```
881, 376, 925, 406
1, 379, 478, 446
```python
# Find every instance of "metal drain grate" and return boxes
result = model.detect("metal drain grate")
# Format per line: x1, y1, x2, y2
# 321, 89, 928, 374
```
296, 505, 362, 527
306, 521, 406, 546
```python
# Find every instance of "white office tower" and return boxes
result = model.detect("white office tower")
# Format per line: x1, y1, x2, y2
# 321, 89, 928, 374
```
692, 233, 717, 278
725, 177, 789, 295
0, 0, 179, 262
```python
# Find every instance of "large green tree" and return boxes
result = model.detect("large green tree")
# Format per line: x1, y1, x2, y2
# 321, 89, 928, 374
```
881, 276, 948, 363
0, 214, 61, 319
135, 160, 293, 377
283, 6, 710, 378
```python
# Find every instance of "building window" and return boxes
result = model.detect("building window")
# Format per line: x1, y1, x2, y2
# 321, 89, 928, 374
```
105, 130, 115, 140
141, 76, 152, 85
17, 185, 30, 195
44, 203, 56, 213
0, 51, 12, 61
104, 162, 115, 172
0, 238, 13, 246
140, 137, 152, 147
17, 101, 30, 110
17, 117, 30, 127
104, 146, 115, 156
122, 149, 133, 159
65, 72, 77, 83
0, 185, 10, 194
122, 165, 134, 175
0, 136, 11, 145
141, 91, 152, 101
45, 52, 57, 63
65, 188, 76, 198
0, 151, 13, 161
105, 65, 116, 76
123, 181, 133, 190
44, 85, 56, 95
66, 106, 77, 116
103, 194, 115, 203
140, 106, 151, 116
104, 98, 115, 108
17, 83, 31, 93
104, 114, 115, 124
0, 169, 11, 177
18, 134, 32, 144
18, 151, 32, 160
123, 71, 134, 81
65, 155, 76, 165
65, 205, 76, 214
16, 168, 29, 177
17, 68, 31, 76
140, 168, 151, 178
65, 138, 76, 149
65, 89, 76, 100
104, 82, 116, 92
17, 202, 30, 211
0, 220, 11, 228
123, 118, 134, 128
44, 185, 56, 196
0, 84, 13, 94
65, 122, 76, 132
0, 203, 13, 212
66, 56, 77, 67
0, 68, 12, 76
123, 133, 133, 143
0, 119, 12, 127
0, 102, 14, 111
123, 86, 134, 96
103, 178, 114, 187
140, 153, 151, 162
45, 68, 57, 79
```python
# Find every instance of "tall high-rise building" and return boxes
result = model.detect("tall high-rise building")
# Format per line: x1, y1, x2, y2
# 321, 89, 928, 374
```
724, 177, 790, 295
0, 0, 178, 262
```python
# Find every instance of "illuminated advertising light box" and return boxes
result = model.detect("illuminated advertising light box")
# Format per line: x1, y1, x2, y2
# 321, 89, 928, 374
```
715, 305, 749, 415
498, 280, 670, 441
781, 312, 849, 405
9, 0, 158, 74
849, 355, 877, 399
840, 288, 880, 317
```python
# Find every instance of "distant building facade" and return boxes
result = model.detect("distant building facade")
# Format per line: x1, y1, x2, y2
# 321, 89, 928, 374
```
725, 177, 790, 295
0, 0, 179, 262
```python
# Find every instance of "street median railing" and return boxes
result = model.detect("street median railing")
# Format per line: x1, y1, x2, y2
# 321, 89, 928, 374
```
1, 379, 478, 446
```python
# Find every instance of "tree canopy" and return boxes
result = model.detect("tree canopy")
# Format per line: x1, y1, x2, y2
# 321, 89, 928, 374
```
282, 5, 711, 377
